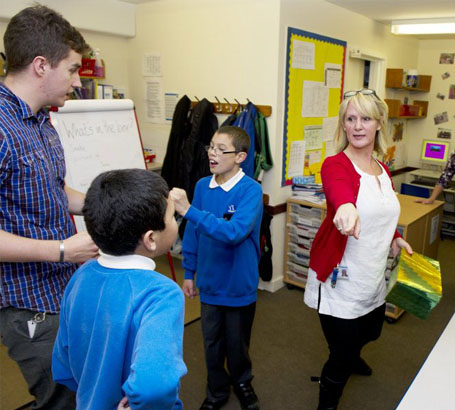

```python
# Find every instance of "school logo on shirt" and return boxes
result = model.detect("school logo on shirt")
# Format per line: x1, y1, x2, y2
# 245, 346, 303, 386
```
223, 204, 236, 220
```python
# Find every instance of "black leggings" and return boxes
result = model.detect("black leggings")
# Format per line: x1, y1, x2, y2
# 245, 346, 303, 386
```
318, 303, 386, 383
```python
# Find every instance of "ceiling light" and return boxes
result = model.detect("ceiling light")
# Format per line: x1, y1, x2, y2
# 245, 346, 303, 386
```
391, 18, 455, 35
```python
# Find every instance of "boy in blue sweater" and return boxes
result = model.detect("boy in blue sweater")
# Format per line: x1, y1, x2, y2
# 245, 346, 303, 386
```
170, 126, 263, 410
52, 169, 187, 410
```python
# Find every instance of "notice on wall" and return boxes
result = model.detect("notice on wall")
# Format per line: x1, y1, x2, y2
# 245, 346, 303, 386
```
165, 92, 179, 122
142, 52, 161, 76
325, 140, 336, 157
288, 140, 306, 178
292, 39, 315, 70
144, 77, 164, 123
325, 63, 342, 88
322, 116, 338, 141
302, 81, 329, 118
304, 125, 323, 151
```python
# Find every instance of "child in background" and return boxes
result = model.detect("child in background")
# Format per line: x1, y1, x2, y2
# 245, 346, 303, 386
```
52, 169, 187, 410
170, 126, 263, 410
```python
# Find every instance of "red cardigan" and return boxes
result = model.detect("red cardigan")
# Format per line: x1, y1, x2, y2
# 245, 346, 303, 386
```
309, 152, 401, 282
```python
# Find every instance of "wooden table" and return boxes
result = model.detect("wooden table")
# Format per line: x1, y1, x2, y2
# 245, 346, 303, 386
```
396, 194, 444, 259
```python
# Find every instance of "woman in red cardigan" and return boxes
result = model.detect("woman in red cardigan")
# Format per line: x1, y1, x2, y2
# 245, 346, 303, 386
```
304, 89, 413, 410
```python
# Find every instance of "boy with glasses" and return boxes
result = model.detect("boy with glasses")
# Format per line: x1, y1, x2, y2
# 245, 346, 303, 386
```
171, 126, 263, 410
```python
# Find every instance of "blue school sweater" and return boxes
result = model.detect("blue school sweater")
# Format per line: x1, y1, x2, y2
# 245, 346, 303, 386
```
52, 256, 186, 410
182, 174, 263, 306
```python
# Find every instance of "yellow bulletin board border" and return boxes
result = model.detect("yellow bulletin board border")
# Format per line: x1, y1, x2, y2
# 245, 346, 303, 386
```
282, 27, 347, 186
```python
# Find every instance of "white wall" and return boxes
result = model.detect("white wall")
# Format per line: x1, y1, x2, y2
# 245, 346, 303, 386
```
406, 39, 455, 168
129, 0, 280, 172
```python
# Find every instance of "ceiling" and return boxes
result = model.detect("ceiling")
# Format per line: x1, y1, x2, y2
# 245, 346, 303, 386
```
119, 0, 455, 23
325, 0, 455, 39
325, 0, 455, 24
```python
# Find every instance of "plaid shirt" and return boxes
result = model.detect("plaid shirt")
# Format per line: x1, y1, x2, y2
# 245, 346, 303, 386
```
0, 83, 77, 313
438, 153, 455, 188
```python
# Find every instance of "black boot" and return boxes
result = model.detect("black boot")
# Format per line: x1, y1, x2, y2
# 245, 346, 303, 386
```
316, 375, 346, 410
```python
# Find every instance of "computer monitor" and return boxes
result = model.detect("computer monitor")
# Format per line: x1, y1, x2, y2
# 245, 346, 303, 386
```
420, 139, 450, 164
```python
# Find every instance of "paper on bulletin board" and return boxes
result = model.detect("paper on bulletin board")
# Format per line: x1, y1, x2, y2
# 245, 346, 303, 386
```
144, 77, 164, 123
309, 150, 322, 165
325, 63, 342, 88
288, 140, 306, 178
302, 81, 329, 118
304, 125, 323, 150
292, 39, 315, 70
143, 52, 161, 76
303, 150, 322, 175
325, 140, 336, 157
322, 116, 338, 141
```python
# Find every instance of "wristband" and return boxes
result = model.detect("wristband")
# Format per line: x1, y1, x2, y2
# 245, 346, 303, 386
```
59, 240, 65, 263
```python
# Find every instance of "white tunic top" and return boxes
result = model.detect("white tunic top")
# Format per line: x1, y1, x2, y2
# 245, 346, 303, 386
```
304, 161, 400, 319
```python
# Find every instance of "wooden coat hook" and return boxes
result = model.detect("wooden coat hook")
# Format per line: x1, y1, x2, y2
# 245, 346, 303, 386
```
190, 98, 272, 117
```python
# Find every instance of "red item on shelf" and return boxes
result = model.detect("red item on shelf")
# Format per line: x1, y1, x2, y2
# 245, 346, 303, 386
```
79, 58, 96, 76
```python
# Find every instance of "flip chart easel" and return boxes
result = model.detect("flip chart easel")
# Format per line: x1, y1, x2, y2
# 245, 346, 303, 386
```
50, 99, 146, 232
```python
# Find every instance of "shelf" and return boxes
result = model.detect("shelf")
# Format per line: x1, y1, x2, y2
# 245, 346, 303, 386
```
390, 115, 427, 119
80, 75, 105, 80
386, 68, 432, 92
385, 98, 428, 119
385, 69, 431, 121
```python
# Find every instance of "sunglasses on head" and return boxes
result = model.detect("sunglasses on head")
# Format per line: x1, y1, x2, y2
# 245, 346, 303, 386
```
343, 89, 378, 100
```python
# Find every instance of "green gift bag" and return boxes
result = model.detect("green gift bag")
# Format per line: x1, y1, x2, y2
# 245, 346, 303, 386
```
386, 249, 442, 320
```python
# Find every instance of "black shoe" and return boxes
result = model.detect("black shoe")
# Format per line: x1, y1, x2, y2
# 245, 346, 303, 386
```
317, 374, 346, 410
352, 357, 372, 376
199, 397, 228, 410
233, 382, 259, 410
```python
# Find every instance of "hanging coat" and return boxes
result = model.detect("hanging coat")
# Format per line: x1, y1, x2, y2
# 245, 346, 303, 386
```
161, 95, 191, 189
179, 98, 218, 201
233, 102, 257, 178
254, 110, 273, 180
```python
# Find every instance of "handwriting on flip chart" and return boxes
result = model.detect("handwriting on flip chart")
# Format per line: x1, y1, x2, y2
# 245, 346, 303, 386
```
50, 100, 145, 232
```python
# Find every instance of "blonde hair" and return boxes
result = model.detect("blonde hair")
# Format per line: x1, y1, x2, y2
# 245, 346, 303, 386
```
335, 92, 389, 156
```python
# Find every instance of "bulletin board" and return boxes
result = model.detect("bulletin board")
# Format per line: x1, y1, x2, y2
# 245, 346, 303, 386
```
50, 99, 146, 232
281, 27, 347, 186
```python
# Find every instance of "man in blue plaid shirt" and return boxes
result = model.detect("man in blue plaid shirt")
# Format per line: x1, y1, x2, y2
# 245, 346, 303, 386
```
0, 5, 99, 409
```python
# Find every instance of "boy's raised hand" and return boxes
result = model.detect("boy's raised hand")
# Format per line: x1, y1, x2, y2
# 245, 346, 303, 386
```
169, 188, 191, 216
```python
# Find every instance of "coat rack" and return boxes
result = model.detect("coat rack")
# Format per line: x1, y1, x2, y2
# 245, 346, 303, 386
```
191, 97, 272, 117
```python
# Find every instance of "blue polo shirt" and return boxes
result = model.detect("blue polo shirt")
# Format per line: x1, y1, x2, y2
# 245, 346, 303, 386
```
0, 83, 77, 313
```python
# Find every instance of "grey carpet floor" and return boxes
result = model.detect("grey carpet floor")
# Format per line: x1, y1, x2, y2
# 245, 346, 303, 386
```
180, 237, 455, 410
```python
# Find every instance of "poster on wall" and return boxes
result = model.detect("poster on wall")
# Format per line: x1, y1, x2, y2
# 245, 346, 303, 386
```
434, 111, 449, 125
282, 27, 346, 185
439, 53, 454, 64
449, 84, 455, 99
437, 128, 452, 139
